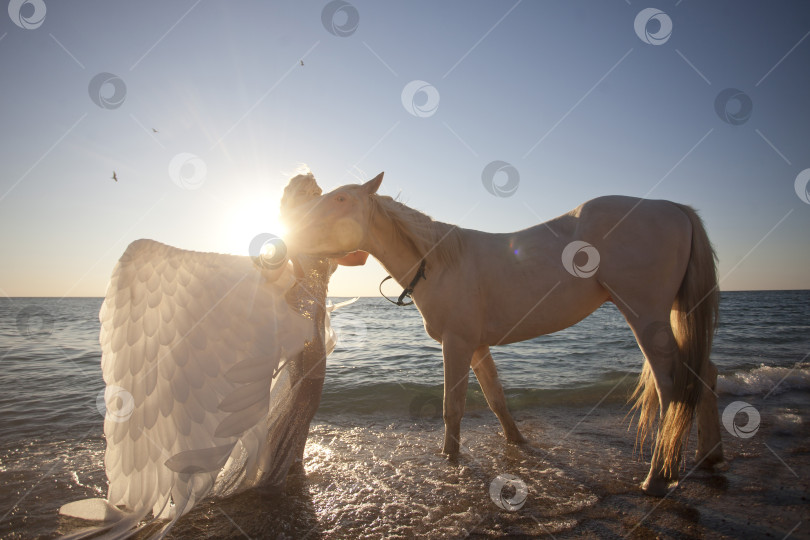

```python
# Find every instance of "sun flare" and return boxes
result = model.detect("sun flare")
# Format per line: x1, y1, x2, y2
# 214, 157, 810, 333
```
223, 197, 287, 257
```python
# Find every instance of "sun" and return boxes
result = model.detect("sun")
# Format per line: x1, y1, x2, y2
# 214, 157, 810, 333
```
223, 197, 287, 256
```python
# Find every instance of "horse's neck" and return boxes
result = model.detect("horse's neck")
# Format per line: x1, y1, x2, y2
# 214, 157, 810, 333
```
362, 211, 426, 288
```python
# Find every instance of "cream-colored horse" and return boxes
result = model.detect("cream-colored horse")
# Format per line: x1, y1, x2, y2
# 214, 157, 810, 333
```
286, 172, 725, 496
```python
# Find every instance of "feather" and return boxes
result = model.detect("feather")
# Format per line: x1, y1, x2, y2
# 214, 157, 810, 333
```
59, 498, 126, 521
60, 239, 312, 538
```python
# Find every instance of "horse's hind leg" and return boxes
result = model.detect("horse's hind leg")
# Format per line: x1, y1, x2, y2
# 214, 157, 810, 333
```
471, 345, 526, 444
625, 315, 680, 496
696, 360, 726, 468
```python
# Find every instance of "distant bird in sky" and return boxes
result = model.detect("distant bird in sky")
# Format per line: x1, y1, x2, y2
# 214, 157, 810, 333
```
300, 60, 304, 66
152, 128, 159, 133
111, 171, 118, 182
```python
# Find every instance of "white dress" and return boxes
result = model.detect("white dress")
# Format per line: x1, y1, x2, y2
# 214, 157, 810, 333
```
59, 239, 334, 539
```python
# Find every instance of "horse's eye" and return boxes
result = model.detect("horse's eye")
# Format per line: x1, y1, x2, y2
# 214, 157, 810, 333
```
335, 195, 346, 202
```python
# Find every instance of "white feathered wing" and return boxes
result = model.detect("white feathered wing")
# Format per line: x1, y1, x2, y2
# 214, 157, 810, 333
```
59, 239, 312, 536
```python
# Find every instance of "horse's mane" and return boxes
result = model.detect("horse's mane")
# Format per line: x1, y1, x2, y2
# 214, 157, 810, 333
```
369, 194, 463, 268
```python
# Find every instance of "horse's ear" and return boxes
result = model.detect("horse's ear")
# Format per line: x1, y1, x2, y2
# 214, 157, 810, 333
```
363, 172, 383, 195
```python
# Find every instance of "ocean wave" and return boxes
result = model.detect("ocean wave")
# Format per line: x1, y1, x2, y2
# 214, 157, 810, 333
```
318, 371, 640, 416
317, 362, 810, 417
717, 363, 810, 396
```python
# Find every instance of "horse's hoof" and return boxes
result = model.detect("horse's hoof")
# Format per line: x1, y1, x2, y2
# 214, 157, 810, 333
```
441, 444, 460, 461
696, 450, 727, 470
441, 441, 460, 455
705, 459, 729, 472
641, 478, 676, 497
505, 432, 528, 445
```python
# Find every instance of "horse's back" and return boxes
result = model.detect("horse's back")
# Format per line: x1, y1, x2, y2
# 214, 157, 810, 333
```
573, 195, 690, 233
454, 195, 694, 343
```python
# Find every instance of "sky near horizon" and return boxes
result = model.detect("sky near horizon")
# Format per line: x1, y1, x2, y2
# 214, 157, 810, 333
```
1, 1, 809, 298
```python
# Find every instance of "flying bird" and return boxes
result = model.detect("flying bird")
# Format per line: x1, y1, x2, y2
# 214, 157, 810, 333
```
152, 128, 159, 133
300, 60, 304, 66
111, 171, 118, 182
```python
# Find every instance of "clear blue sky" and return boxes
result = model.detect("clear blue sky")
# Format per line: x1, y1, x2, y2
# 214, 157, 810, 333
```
1, 1, 809, 297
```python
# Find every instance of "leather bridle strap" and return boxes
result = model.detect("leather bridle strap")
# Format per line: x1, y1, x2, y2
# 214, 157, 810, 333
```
379, 260, 426, 306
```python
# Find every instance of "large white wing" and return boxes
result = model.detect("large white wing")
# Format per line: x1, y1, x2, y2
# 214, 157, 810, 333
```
60, 239, 312, 537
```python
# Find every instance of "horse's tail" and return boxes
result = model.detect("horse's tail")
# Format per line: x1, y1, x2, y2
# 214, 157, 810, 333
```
632, 204, 719, 475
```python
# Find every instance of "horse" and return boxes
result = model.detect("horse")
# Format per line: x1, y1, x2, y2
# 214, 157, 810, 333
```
285, 172, 725, 496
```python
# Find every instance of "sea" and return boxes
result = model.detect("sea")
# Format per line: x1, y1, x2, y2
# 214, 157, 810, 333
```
1, 291, 808, 539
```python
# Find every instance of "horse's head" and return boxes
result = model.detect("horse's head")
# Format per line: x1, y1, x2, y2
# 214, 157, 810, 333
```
284, 172, 383, 257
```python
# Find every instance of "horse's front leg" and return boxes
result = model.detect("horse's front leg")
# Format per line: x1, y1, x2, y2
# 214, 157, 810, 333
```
441, 335, 475, 456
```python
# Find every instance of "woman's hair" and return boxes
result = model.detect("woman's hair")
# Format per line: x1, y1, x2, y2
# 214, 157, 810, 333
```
280, 171, 322, 217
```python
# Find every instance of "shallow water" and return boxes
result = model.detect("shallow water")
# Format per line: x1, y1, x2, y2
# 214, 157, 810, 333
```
1, 291, 808, 538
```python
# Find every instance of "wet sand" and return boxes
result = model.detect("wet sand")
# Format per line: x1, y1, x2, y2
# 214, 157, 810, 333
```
55, 390, 810, 539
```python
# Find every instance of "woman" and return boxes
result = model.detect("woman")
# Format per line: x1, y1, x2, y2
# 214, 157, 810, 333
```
258, 171, 367, 489
58, 171, 366, 536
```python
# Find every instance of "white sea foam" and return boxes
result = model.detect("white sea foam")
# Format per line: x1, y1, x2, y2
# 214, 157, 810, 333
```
717, 363, 810, 396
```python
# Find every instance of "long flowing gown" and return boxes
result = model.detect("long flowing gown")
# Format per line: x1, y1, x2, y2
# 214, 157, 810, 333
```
211, 255, 337, 495
58, 241, 338, 539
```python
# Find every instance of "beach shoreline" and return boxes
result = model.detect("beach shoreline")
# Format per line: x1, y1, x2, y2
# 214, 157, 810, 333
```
53, 390, 808, 539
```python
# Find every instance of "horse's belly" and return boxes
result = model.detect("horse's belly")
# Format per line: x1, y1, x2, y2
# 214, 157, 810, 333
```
484, 281, 609, 345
